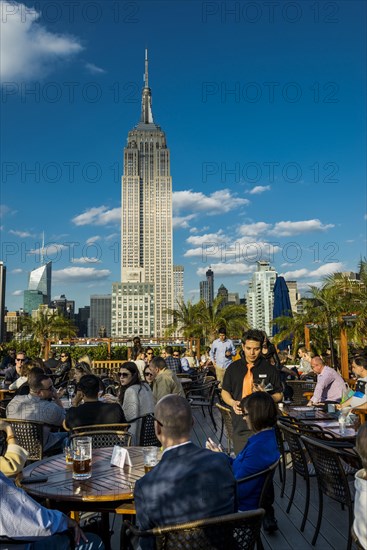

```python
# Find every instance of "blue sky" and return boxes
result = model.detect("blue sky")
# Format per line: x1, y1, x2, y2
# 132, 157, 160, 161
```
1, 0, 366, 312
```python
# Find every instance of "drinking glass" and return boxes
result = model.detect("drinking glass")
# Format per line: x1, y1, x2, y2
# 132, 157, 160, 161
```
67, 383, 75, 406
142, 447, 158, 473
72, 437, 92, 480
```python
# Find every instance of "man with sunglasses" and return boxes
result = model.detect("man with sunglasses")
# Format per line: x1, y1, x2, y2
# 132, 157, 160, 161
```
3, 352, 27, 387
6, 372, 67, 453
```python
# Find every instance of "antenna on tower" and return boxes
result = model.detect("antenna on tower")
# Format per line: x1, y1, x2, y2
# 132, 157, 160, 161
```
144, 48, 149, 88
41, 231, 45, 265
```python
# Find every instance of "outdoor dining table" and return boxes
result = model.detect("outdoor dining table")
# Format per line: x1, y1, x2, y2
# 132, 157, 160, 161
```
281, 405, 357, 440
19, 446, 151, 549
0, 388, 15, 399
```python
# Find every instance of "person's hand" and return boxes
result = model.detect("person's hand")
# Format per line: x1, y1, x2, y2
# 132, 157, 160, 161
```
57, 387, 66, 398
206, 437, 223, 452
252, 383, 265, 392
232, 400, 242, 415
67, 518, 88, 545
101, 393, 118, 403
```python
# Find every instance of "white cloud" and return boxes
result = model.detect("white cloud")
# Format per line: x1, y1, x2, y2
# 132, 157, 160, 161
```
29, 244, 68, 256
72, 206, 121, 226
186, 231, 226, 246
86, 236, 101, 244
11, 268, 22, 274
53, 267, 110, 283
269, 219, 334, 237
105, 232, 119, 241
197, 262, 256, 277
308, 262, 343, 278
281, 261, 343, 280
281, 268, 309, 279
184, 247, 209, 258
71, 257, 101, 264
173, 189, 249, 215
0, 0, 83, 80
11, 289, 23, 295
85, 62, 106, 74
9, 229, 34, 238
172, 215, 196, 229
248, 185, 271, 195
238, 222, 271, 237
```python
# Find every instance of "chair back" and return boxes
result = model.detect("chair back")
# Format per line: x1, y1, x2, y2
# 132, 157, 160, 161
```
70, 423, 132, 448
277, 421, 310, 478
300, 435, 354, 506
237, 459, 280, 509
125, 509, 265, 550
139, 414, 161, 447
6, 418, 44, 461
286, 380, 316, 405
215, 403, 233, 454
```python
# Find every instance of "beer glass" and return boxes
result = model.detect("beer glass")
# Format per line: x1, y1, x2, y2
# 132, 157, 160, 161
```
72, 437, 92, 480
142, 447, 158, 473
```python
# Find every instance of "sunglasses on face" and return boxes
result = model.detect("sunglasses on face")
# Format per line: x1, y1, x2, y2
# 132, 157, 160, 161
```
145, 372, 153, 377
119, 372, 131, 378
16, 358, 25, 362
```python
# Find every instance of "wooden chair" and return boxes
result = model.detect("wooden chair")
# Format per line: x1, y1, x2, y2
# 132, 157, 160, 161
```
70, 423, 132, 448
123, 509, 265, 550
301, 435, 357, 549
215, 403, 234, 454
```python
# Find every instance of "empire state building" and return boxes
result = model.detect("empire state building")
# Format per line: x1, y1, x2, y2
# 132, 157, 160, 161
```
112, 51, 173, 338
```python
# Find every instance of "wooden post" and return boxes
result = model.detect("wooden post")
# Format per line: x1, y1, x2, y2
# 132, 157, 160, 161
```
340, 326, 349, 380
304, 325, 310, 351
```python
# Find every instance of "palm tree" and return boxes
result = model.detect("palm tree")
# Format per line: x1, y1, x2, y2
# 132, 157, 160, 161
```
164, 299, 203, 339
21, 307, 77, 357
196, 296, 248, 344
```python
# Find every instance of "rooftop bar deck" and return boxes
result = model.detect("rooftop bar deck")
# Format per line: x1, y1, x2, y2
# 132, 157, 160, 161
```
108, 404, 356, 549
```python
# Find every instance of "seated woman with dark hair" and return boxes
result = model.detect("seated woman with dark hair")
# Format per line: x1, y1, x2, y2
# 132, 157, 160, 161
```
207, 391, 280, 513
118, 362, 154, 445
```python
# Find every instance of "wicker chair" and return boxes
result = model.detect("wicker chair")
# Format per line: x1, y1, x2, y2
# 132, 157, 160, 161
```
301, 435, 357, 549
5, 418, 45, 461
237, 460, 280, 550
215, 403, 234, 454
70, 423, 132, 448
127, 413, 162, 447
123, 509, 265, 550
277, 421, 316, 532
186, 380, 219, 430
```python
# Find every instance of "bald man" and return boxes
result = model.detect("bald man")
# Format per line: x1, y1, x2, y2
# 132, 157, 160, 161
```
307, 356, 346, 406
133, 395, 237, 549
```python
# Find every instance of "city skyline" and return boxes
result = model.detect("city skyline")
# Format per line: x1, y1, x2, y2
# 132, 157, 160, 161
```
1, 0, 366, 314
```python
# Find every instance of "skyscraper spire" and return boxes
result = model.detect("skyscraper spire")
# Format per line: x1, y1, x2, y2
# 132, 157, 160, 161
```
140, 49, 154, 124
144, 48, 149, 88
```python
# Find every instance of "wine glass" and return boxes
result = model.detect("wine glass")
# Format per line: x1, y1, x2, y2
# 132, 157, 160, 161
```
67, 383, 75, 406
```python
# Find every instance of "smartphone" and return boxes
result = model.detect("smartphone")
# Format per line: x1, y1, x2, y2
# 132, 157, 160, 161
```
21, 476, 48, 484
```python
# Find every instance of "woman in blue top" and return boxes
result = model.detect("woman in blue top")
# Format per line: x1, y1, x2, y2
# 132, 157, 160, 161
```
207, 391, 280, 513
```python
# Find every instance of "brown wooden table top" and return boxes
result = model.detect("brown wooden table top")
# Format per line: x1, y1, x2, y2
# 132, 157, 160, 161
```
0, 388, 15, 399
20, 447, 148, 506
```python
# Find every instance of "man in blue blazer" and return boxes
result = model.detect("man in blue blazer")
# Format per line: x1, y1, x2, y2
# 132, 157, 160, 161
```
134, 395, 237, 549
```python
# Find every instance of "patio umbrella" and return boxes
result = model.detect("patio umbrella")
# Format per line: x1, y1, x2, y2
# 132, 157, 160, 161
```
272, 276, 293, 351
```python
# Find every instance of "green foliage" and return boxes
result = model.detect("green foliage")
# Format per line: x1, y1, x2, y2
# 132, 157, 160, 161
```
164, 296, 248, 345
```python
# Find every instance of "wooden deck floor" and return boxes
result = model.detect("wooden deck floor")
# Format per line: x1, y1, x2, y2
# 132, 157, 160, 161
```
107, 404, 355, 549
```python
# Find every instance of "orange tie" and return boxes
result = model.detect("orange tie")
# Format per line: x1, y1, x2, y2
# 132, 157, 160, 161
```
242, 364, 255, 398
